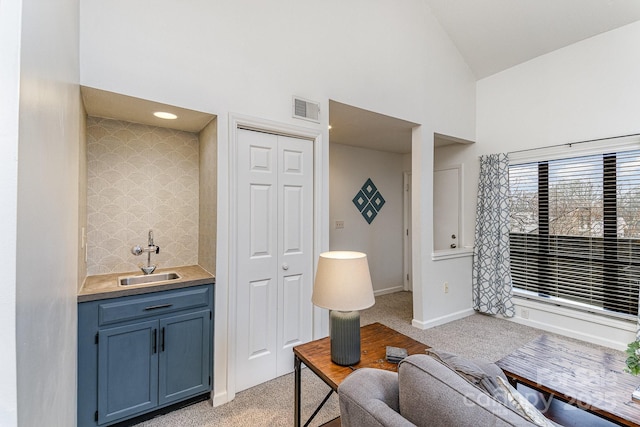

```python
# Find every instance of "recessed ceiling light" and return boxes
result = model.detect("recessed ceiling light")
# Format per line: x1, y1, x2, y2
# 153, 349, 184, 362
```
153, 111, 178, 120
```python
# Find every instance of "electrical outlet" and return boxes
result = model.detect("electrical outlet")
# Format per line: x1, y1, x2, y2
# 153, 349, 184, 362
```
444, 282, 449, 293
335, 220, 344, 229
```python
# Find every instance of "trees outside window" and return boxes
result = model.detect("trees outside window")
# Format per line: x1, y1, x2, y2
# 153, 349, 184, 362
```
508, 150, 640, 317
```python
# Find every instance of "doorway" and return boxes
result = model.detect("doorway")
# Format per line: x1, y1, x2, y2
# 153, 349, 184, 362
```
432, 133, 475, 253
328, 100, 418, 296
433, 166, 461, 251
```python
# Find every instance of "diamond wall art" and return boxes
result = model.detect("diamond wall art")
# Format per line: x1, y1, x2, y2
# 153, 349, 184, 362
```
352, 178, 385, 224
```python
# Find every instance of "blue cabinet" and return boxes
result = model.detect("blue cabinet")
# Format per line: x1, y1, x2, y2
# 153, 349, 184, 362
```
159, 310, 210, 404
97, 319, 159, 424
78, 284, 214, 426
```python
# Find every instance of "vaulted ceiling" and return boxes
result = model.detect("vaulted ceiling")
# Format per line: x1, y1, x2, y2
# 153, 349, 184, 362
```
424, 0, 640, 79
331, 1, 640, 153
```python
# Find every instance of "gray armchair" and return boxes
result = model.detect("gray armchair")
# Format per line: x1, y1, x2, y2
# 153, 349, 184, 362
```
338, 354, 546, 427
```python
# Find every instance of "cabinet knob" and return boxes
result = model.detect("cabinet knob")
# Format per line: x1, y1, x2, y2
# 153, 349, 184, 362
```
282, 263, 289, 270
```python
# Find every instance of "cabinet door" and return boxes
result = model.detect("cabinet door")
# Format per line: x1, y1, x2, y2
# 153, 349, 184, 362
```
98, 320, 159, 425
158, 310, 211, 405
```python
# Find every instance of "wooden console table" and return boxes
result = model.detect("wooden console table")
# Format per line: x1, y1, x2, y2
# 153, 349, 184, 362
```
497, 334, 640, 426
293, 322, 429, 427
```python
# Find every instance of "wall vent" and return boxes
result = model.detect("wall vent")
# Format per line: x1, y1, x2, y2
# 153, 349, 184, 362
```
292, 96, 320, 123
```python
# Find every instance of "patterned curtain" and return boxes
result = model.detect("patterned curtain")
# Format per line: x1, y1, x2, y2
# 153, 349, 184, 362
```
637, 294, 640, 341
472, 153, 515, 317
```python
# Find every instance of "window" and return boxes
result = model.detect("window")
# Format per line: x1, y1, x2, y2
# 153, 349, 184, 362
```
508, 146, 640, 318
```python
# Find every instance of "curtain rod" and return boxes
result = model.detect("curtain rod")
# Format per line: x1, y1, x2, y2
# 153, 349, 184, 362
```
508, 133, 640, 155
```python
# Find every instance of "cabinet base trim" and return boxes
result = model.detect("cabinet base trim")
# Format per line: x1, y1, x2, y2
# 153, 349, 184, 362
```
108, 392, 210, 427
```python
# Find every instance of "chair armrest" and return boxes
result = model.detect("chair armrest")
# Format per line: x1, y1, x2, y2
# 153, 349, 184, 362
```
338, 368, 416, 427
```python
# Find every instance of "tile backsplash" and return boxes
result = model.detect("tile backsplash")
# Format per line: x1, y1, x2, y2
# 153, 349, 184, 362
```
86, 117, 199, 275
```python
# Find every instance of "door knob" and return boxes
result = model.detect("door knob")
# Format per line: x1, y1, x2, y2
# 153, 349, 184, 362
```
282, 263, 289, 270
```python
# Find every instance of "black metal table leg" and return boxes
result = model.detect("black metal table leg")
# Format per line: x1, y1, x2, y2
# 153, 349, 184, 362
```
295, 354, 301, 427
304, 390, 333, 427
294, 354, 335, 427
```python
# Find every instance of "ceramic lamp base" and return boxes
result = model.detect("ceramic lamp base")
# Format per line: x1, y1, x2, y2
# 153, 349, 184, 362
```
330, 310, 361, 366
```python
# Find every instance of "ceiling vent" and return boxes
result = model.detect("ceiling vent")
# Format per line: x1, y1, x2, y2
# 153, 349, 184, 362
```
292, 96, 320, 123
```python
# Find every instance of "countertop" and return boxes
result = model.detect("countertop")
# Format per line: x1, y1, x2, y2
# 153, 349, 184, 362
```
78, 264, 215, 303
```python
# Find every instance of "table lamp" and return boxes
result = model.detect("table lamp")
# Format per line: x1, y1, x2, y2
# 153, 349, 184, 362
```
312, 251, 375, 366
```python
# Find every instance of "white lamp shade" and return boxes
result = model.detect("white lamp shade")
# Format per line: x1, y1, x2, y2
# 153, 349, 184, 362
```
312, 251, 375, 311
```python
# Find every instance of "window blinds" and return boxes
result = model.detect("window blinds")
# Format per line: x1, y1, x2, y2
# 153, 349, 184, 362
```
508, 149, 640, 317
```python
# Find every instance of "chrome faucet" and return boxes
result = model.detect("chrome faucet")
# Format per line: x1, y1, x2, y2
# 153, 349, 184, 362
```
131, 229, 160, 274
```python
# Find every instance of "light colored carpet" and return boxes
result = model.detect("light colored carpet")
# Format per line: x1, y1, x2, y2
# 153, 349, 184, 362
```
133, 291, 609, 427
360, 291, 543, 362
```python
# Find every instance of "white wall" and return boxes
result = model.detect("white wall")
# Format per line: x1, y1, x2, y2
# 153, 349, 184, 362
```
414, 141, 478, 329
0, 0, 22, 423
79, 0, 477, 404
329, 143, 407, 295
473, 21, 640, 349
15, 0, 80, 426
477, 21, 640, 151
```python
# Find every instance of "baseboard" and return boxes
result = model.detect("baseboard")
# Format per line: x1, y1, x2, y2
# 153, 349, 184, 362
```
111, 393, 210, 426
508, 298, 635, 351
373, 285, 404, 296
508, 316, 630, 351
412, 308, 475, 329
212, 390, 229, 407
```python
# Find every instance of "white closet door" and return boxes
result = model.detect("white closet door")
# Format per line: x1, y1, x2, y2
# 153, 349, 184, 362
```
276, 134, 313, 376
236, 129, 313, 392
236, 129, 278, 391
